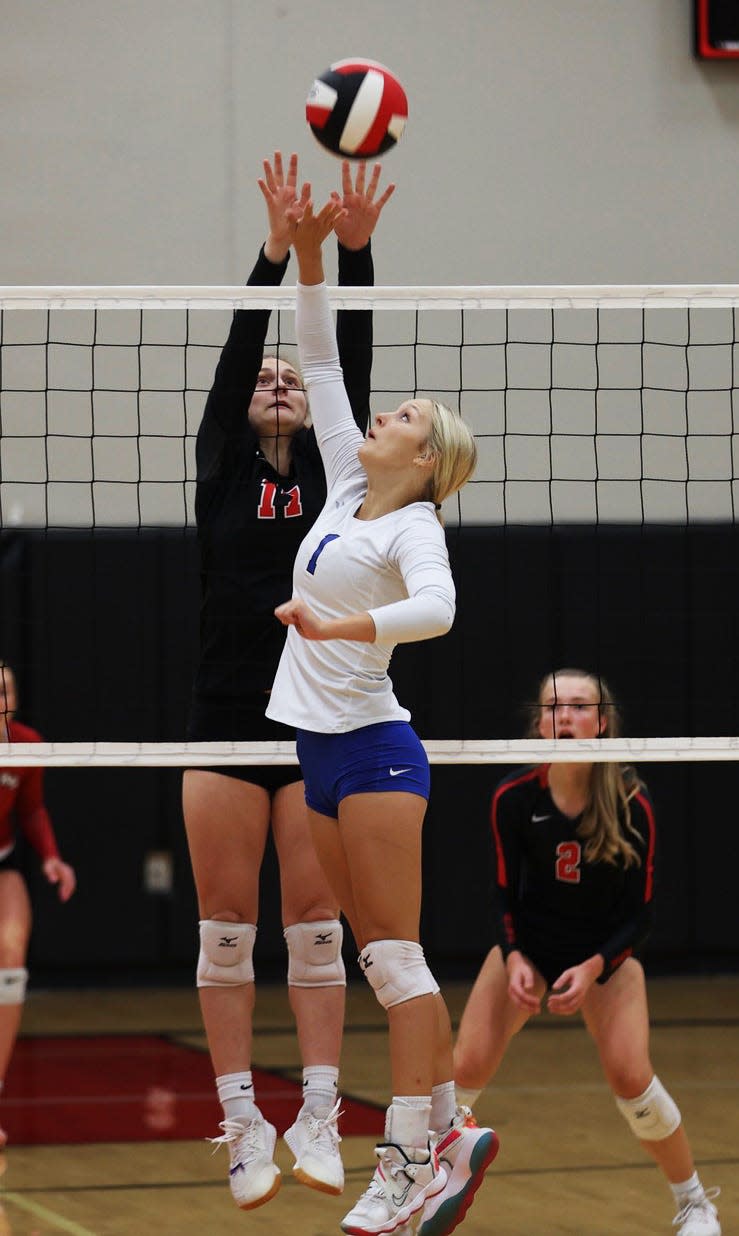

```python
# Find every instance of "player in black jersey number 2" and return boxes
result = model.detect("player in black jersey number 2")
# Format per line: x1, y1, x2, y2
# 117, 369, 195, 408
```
453, 668, 721, 1236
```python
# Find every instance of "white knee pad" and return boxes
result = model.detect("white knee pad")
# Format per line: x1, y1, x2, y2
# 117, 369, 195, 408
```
196, 920, 256, 988
284, 919, 346, 988
358, 939, 440, 1009
615, 1074, 681, 1141
0, 968, 28, 1005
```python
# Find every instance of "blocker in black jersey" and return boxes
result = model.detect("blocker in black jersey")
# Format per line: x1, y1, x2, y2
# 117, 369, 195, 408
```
183, 156, 399, 1215
491, 763, 655, 986
188, 239, 372, 733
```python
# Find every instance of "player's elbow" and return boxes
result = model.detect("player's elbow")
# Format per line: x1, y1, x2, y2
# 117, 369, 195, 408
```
424, 591, 455, 636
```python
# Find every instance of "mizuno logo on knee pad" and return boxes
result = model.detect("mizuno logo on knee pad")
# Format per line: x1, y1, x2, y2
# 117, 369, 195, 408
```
196, 920, 256, 988
284, 919, 346, 988
358, 940, 440, 1009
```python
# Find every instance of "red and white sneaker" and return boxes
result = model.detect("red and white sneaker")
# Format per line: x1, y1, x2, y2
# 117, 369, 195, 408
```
340, 1140, 446, 1235
418, 1106, 499, 1236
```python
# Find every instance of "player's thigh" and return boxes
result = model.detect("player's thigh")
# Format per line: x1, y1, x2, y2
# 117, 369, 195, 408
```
306, 806, 363, 948
182, 769, 270, 917
581, 958, 652, 1092
0, 870, 32, 961
455, 945, 541, 1083
337, 790, 427, 944
272, 781, 339, 925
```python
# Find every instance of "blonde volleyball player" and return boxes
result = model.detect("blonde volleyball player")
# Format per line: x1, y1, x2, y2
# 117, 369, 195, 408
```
267, 199, 497, 1236
454, 668, 721, 1236
0, 662, 76, 1147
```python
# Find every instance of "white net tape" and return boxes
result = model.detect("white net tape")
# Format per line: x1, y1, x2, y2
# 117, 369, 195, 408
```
1, 738, 739, 767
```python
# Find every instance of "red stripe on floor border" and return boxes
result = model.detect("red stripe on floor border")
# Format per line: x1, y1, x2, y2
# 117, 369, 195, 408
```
2, 1035, 384, 1145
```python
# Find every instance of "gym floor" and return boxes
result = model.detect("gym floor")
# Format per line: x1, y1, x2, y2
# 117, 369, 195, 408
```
0, 976, 736, 1235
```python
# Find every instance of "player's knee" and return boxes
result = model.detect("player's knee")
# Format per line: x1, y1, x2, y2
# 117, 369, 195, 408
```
284, 919, 346, 987
196, 920, 256, 988
615, 1074, 681, 1141
0, 967, 28, 1006
358, 939, 439, 1009
454, 1041, 486, 1088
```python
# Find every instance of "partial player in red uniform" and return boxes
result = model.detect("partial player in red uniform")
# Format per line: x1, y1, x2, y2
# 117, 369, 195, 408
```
453, 667, 721, 1236
0, 662, 76, 1147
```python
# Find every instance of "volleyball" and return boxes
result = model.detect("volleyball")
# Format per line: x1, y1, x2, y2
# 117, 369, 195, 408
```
305, 59, 408, 159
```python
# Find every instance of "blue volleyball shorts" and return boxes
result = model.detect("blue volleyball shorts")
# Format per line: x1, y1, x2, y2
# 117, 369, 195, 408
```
297, 721, 431, 819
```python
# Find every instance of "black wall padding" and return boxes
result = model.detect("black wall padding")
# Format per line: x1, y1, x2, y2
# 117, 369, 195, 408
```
1, 524, 737, 983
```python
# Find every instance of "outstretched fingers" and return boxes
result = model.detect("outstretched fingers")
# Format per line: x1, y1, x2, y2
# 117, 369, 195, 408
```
316, 197, 348, 233
293, 197, 347, 245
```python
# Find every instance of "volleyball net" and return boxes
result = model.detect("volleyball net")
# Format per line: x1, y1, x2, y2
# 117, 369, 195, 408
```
1, 283, 738, 766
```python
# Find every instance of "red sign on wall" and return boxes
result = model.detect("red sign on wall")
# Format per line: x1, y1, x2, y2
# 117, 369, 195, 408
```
695, 0, 739, 59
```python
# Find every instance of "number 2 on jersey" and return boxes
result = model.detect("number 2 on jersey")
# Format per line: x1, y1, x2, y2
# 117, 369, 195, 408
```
555, 840, 582, 883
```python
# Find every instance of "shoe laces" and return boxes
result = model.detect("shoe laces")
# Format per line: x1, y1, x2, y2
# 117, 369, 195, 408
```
303, 1099, 343, 1150
208, 1117, 264, 1159
456, 1104, 478, 1129
673, 1186, 720, 1226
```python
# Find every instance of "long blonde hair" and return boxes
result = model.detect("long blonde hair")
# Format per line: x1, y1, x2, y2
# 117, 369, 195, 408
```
423, 401, 477, 523
528, 667, 644, 868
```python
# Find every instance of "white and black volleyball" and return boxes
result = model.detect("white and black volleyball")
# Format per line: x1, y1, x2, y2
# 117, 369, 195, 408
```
305, 59, 408, 159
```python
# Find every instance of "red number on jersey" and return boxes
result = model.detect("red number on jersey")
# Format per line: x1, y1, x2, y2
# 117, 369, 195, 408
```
257, 480, 303, 519
555, 840, 582, 883
258, 480, 277, 519
282, 485, 303, 518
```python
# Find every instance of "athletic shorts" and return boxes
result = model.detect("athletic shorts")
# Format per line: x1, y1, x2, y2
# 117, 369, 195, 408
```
0, 847, 20, 874
519, 937, 634, 988
186, 692, 302, 793
297, 721, 430, 819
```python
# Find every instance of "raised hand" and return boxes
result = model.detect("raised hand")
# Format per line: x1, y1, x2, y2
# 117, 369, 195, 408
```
332, 161, 395, 251
257, 151, 311, 263
287, 198, 348, 284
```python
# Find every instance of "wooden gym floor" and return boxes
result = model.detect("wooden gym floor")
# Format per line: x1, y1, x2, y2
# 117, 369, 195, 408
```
0, 976, 736, 1235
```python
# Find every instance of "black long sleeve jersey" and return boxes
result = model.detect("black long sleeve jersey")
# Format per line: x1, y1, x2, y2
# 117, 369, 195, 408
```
490, 764, 656, 983
191, 242, 373, 715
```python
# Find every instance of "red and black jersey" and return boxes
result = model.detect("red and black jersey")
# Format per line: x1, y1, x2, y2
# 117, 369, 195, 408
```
191, 242, 373, 712
0, 721, 60, 862
491, 764, 656, 983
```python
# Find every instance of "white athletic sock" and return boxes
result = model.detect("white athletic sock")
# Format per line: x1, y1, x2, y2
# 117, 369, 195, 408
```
300, 1065, 339, 1115
671, 1172, 703, 1205
431, 1080, 457, 1133
386, 1096, 432, 1151
216, 1071, 261, 1124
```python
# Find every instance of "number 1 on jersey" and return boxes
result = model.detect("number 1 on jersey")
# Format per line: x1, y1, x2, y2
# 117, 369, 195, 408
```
306, 533, 340, 575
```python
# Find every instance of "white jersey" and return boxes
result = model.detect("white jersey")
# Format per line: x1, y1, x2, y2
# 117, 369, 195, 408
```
266, 281, 456, 735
